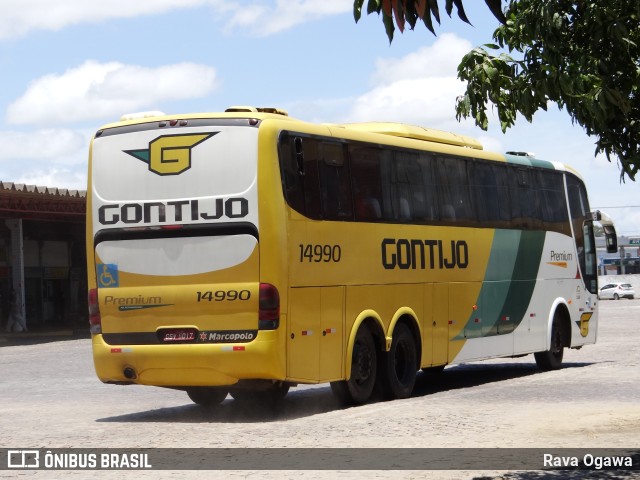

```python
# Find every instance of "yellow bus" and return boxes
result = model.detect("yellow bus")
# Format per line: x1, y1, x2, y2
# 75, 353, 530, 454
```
87, 107, 618, 406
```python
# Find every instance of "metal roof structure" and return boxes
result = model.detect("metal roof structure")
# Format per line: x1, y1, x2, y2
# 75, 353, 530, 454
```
0, 182, 86, 222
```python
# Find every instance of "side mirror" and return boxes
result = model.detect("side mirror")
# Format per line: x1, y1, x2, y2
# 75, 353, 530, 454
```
591, 210, 618, 254
603, 225, 618, 254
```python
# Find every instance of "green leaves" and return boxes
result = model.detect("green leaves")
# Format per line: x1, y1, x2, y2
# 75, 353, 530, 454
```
485, 0, 507, 23
353, 0, 383, 23
472, 0, 640, 180
352, 0, 506, 42
352, 0, 640, 180
454, 0, 640, 181
455, 46, 523, 133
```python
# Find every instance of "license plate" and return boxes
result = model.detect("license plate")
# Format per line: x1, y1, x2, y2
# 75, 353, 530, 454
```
159, 328, 197, 343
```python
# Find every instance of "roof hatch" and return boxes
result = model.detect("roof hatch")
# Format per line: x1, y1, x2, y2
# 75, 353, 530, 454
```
225, 106, 289, 116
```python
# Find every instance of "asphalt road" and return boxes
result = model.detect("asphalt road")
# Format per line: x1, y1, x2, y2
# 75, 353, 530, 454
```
1, 299, 639, 479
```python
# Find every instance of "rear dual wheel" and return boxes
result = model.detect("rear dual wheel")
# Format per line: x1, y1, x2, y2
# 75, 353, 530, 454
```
378, 323, 418, 400
331, 327, 377, 405
331, 323, 419, 405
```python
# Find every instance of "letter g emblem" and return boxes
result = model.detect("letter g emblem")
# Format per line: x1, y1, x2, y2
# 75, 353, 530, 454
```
149, 133, 215, 175
125, 132, 217, 176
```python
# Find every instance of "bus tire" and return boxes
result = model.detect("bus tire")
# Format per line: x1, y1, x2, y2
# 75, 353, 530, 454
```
330, 326, 377, 405
378, 323, 418, 399
186, 387, 228, 407
534, 315, 565, 371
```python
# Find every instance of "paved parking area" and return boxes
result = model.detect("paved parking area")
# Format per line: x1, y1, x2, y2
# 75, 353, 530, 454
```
1, 299, 638, 479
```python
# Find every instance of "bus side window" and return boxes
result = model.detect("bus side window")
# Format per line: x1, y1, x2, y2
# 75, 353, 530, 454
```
493, 164, 511, 225
396, 151, 432, 222
278, 133, 305, 214
300, 140, 323, 219
318, 142, 352, 220
379, 150, 397, 220
537, 170, 570, 236
277, 134, 323, 220
435, 156, 474, 225
417, 153, 437, 221
470, 161, 510, 227
350, 146, 384, 221
509, 167, 534, 229
471, 161, 497, 222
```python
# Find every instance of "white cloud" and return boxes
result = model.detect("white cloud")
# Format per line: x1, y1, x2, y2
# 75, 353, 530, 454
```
346, 33, 475, 130
217, 0, 351, 36
0, 0, 351, 40
476, 134, 503, 154
0, 129, 87, 163
0, 128, 90, 189
6, 61, 218, 126
0, 0, 206, 40
10, 167, 87, 191
370, 33, 473, 85
347, 77, 470, 129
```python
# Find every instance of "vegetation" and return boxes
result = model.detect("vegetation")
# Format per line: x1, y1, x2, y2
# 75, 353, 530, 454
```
354, 0, 640, 181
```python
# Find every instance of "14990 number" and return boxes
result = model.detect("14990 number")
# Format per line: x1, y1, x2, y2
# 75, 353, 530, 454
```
298, 244, 341, 263
197, 290, 251, 302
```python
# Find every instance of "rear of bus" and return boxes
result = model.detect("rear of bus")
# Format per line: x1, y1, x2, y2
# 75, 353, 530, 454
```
87, 112, 285, 399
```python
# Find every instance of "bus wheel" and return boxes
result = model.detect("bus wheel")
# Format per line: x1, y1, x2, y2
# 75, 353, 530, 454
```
534, 316, 565, 371
186, 387, 228, 407
379, 323, 418, 399
331, 326, 377, 405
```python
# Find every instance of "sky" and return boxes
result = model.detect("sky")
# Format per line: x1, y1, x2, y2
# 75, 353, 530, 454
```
1, 0, 639, 237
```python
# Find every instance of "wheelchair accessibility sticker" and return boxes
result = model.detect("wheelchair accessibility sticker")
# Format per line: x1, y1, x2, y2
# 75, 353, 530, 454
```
98, 264, 119, 288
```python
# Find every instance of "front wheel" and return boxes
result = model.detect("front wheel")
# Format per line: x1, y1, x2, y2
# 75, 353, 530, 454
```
186, 387, 228, 407
534, 316, 565, 371
331, 326, 377, 405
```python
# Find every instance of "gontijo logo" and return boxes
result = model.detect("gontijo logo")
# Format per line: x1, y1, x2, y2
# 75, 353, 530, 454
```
124, 133, 217, 176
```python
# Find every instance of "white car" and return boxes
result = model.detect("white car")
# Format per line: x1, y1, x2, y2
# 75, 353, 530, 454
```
599, 283, 635, 300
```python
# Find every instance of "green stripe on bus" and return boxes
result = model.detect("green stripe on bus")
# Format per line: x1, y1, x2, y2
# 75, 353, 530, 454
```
458, 230, 546, 339
494, 230, 546, 335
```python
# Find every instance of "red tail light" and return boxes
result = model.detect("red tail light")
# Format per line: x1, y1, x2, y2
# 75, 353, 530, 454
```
259, 283, 279, 330
88, 288, 102, 334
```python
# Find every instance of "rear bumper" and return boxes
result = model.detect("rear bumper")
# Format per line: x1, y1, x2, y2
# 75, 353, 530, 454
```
91, 330, 285, 387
